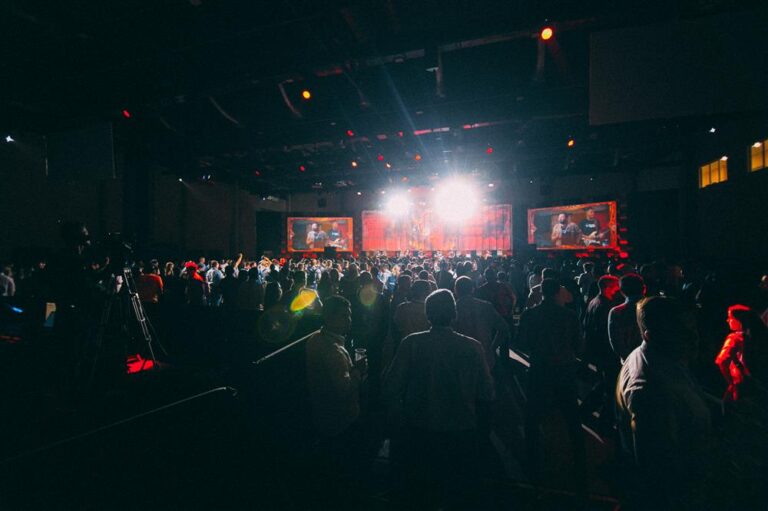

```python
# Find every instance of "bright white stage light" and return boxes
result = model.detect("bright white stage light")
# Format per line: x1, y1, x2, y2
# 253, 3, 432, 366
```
5, 135, 14, 143
385, 193, 411, 217
433, 178, 479, 222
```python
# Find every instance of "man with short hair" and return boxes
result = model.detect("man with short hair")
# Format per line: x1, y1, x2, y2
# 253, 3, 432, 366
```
608, 273, 646, 363
391, 279, 432, 351
516, 278, 585, 484
306, 296, 366, 437
384, 289, 495, 508
476, 268, 517, 322
616, 297, 712, 509
454, 276, 510, 370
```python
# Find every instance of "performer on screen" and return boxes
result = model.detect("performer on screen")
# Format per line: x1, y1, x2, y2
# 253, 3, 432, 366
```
551, 213, 581, 247
327, 222, 346, 248
579, 208, 605, 245
306, 223, 328, 249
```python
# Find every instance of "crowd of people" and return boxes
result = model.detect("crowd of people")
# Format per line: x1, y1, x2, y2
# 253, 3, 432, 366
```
2, 227, 768, 509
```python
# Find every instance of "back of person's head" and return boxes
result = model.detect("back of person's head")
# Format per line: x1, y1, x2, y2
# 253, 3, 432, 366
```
264, 281, 282, 308
484, 268, 497, 282
425, 289, 456, 327
598, 274, 620, 291
409, 279, 432, 301
292, 270, 306, 286
636, 297, 686, 350
619, 273, 645, 298
418, 269, 430, 281
347, 264, 359, 278
584, 262, 595, 273
322, 295, 351, 325
454, 276, 475, 298
497, 271, 508, 282
541, 278, 562, 300
542, 268, 558, 281
211, 260, 219, 268
359, 271, 373, 286
224, 265, 235, 276
397, 274, 412, 292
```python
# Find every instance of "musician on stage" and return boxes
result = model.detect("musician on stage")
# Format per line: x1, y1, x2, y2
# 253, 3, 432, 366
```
328, 222, 344, 247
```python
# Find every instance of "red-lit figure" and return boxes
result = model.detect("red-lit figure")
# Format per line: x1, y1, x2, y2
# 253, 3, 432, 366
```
715, 304, 768, 401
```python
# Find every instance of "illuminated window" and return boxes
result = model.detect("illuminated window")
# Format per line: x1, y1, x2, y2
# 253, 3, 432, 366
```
750, 139, 767, 172
699, 157, 728, 188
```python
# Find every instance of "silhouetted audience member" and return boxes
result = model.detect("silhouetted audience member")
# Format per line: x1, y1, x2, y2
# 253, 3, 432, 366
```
391, 279, 431, 350
454, 276, 510, 370
608, 273, 646, 363
516, 278, 586, 487
384, 289, 495, 509
616, 296, 713, 510
715, 304, 768, 401
476, 267, 517, 323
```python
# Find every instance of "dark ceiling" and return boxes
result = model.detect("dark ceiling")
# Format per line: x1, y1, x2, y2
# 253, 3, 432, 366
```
0, 0, 758, 195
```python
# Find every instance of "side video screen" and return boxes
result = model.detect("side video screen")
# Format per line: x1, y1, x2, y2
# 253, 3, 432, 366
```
527, 201, 618, 250
287, 217, 353, 252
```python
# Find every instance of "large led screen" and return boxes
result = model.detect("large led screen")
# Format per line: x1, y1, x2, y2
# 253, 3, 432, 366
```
362, 205, 511, 252
527, 201, 618, 250
287, 217, 353, 252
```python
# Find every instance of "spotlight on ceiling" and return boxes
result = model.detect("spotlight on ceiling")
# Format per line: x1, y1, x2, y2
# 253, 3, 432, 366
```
540, 26, 554, 41
709, 127, 717, 134
414, 153, 422, 161
351, 160, 358, 168
434, 178, 479, 222
5, 135, 14, 143
346, 129, 355, 137
486, 146, 493, 154
567, 138, 575, 148
301, 90, 312, 100
299, 165, 306, 172
121, 109, 132, 119
377, 153, 385, 161
385, 193, 411, 217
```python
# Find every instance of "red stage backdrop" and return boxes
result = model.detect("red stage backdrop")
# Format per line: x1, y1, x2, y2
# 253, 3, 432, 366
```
362, 205, 512, 252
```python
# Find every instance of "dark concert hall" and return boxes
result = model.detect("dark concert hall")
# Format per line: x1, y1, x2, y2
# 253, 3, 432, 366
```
2, 1, 768, 509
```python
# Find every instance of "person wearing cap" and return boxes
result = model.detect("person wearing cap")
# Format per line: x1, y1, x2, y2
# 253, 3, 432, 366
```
515, 278, 585, 485
182, 261, 208, 306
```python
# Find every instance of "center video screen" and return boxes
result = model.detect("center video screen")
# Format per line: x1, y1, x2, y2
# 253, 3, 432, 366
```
287, 217, 353, 252
527, 201, 618, 250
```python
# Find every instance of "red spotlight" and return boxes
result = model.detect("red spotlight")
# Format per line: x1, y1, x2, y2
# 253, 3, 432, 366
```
486, 146, 493, 154
299, 165, 306, 172
301, 90, 312, 100
346, 129, 355, 137
254, 170, 261, 176
540, 27, 554, 41
377, 153, 385, 161
398, 131, 404, 137
121, 109, 132, 119
414, 153, 422, 161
